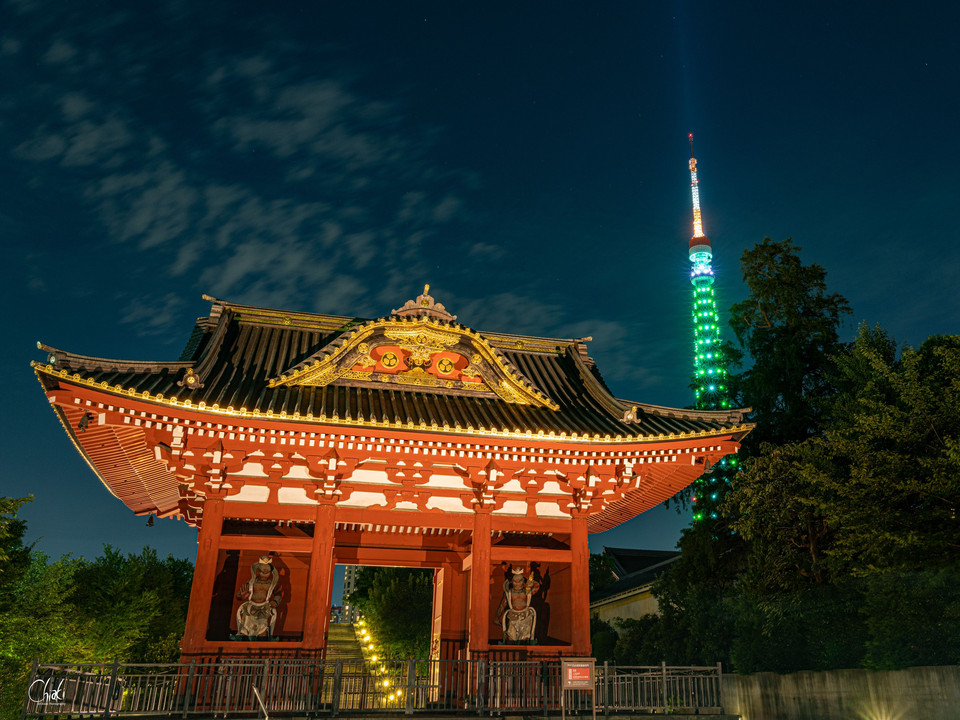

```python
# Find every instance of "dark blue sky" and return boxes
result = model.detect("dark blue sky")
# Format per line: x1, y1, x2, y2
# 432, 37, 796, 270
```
4, 1, 958, 563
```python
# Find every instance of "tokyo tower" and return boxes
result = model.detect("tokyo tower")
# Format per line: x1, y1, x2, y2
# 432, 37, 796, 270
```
686, 134, 737, 523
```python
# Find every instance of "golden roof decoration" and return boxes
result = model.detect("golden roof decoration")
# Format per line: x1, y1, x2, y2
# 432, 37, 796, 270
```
391, 284, 456, 321
268, 292, 558, 410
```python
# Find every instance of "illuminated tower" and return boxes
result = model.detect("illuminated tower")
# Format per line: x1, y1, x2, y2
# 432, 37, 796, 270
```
686, 135, 737, 523
687, 134, 729, 410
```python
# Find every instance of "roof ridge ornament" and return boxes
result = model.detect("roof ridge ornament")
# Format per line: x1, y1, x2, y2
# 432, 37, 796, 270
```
392, 284, 457, 322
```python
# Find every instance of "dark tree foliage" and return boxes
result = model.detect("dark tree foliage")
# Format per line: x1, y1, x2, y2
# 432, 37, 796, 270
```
729, 237, 851, 449
616, 239, 960, 673
588, 553, 616, 593
0, 497, 193, 719
589, 614, 617, 663
653, 238, 851, 664
612, 615, 663, 666
721, 238, 850, 591
0, 496, 32, 578
0, 497, 81, 719
72, 546, 193, 662
347, 567, 433, 659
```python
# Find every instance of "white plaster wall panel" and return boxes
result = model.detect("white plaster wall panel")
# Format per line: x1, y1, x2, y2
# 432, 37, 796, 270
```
535, 501, 568, 518
421, 474, 469, 490
349, 468, 395, 485
539, 481, 564, 495
492, 500, 528, 515
233, 461, 269, 478
284, 465, 313, 480
230, 485, 270, 503
337, 491, 387, 508
426, 496, 471, 513
278, 487, 317, 505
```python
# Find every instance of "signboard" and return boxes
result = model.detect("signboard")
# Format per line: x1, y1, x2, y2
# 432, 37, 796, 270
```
560, 657, 596, 720
561, 658, 595, 689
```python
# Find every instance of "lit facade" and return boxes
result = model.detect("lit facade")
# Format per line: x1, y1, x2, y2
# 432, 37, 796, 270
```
34, 287, 750, 659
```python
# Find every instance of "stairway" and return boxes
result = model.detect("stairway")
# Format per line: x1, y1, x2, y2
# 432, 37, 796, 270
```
325, 622, 365, 660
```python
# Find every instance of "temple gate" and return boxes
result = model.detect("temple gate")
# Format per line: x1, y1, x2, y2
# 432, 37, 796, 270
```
33, 288, 750, 661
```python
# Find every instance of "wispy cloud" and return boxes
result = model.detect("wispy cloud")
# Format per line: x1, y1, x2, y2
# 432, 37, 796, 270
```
6, 8, 473, 332
3, 1, 682, 406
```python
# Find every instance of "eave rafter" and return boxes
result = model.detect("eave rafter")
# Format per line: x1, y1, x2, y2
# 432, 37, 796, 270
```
267, 315, 559, 411
35, 363, 750, 534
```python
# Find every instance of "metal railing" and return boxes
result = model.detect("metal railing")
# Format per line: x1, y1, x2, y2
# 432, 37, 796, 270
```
21, 658, 723, 717
602, 663, 724, 715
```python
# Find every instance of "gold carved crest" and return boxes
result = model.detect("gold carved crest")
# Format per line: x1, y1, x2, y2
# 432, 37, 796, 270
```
268, 300, 557, 410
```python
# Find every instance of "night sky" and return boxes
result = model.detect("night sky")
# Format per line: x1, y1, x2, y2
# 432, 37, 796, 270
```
4, 1, 959, 571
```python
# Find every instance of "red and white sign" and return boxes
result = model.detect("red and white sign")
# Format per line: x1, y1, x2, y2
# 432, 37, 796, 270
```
561, 658, 595, 690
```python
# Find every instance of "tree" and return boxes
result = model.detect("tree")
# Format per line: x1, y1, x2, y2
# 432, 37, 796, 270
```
71, 547, 193, 662
0, 498, 83, 720
722, 238, 851, 588
588, 553, 616, 593
589, 614, 617, 663
726, 326, 960, 670
0, 498, 195, 719
629, 239, 960, 672
818, 330, 960, 574
729, 237, 851, 448
0, 496, 31, 581
627, 238, 853, 667
347, 567, 433, 658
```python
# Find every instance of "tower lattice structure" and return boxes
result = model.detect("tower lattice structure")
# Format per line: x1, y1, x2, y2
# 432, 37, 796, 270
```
686, 135, 737, 523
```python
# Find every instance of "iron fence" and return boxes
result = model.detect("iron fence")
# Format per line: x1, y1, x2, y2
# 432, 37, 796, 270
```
21, 658, 722, 718
601, 663, 723, 715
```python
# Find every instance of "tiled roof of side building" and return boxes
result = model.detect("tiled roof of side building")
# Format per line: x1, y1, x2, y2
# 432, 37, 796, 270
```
34, 292, 751, 442
589, 552, 681, 604
602, 547, 682, 577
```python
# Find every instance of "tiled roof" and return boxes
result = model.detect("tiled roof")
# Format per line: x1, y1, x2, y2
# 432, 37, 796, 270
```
589, 551, 681, 604
604, 547, 681, 577
34, 295, 750, 442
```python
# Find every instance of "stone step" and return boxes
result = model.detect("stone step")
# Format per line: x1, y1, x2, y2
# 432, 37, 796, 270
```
326, 622, 365, 659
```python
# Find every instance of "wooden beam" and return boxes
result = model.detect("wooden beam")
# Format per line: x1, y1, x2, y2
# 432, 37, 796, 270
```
218, 536, 314, 552
334, 546, 465, 567
490, 547, 571, 563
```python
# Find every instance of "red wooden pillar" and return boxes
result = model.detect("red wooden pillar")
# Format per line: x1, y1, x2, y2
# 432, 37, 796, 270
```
302, 503, 336, 653
468, 512, 492, 653
435, 561, 468, 660
569, 515, 591, 655
181, 494, 224, 654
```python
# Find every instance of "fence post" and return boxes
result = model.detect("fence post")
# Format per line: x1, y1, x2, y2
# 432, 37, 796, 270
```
103, 658, 120, 720
541, 661, 549, 718
260, 659, 270, 712
331, 660, 343, 717
181, 660, 196, 719
660, 661, 668, 714
20, 658, 39, 720
405, 660, 416, 715
602, 661, 610, 720
476, 658, 485, 717
716, 662, 723, 712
